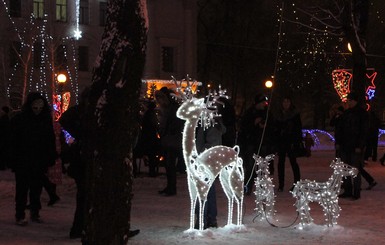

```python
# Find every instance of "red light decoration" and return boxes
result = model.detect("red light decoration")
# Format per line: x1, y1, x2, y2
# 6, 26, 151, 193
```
53, 92, 71, 121
332, 69, 352, 102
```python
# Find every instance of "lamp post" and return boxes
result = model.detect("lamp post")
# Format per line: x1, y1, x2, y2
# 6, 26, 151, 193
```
265, 80, 273, 89
54, 73, 70, 121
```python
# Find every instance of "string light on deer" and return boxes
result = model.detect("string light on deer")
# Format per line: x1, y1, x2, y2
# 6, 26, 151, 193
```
253, 154, 276, 220
291, 158, 358, 227
173, 77, 244, 231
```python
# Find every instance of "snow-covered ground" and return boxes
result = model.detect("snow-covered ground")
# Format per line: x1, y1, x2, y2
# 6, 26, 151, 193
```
1, 134, 385, 245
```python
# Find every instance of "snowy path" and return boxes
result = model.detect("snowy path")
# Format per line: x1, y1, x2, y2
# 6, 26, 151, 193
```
1, 144, 385, 244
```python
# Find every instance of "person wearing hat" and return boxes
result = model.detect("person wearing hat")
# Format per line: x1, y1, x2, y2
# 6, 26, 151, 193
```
336, 91, 376, 200
238, 93, 275, 195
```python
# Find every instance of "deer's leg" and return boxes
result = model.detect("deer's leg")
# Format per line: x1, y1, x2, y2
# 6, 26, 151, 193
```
199, 199, 206, 230
190, 198, 197, 229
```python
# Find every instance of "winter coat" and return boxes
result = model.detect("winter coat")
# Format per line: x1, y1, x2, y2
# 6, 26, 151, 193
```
274, 108, 302, 154
8, 96, 56, 174
134, 106, 160, 157
335, 104, 368, 152
59, 105, 85, 180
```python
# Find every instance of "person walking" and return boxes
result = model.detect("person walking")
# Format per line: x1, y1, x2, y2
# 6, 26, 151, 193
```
274, 96, 302, 192
336, 92, 376, 200
8, 92, 57, 225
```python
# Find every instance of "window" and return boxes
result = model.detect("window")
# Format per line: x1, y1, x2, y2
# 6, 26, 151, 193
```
99, 1, 107, 26
9, 42, 21, 67
56, 0, 67, 22
161, 47, 175, 73
10, 0, 21, 17
78, 46, 89, 71
33, 0, 44, 19
55, 45, 67, 70
79, 0, 89, 25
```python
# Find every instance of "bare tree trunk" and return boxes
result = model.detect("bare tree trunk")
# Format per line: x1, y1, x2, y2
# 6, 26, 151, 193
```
82, 0, 147, 244
343, 0, 369, 104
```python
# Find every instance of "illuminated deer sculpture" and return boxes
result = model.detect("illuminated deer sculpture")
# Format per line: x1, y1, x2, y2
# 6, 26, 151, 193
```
291, 158, 358, 227
173, 78, 244, 231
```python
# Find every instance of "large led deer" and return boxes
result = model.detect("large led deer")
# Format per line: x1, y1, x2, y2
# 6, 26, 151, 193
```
173, 78, 244, 231
291, 158, 358, 227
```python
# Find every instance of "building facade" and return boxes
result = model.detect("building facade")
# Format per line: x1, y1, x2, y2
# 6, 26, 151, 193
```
0, 0, 196, 108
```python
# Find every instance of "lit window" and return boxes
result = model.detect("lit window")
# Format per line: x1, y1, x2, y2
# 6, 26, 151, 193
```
33, 0, 44, 19
56, 0, 67, 22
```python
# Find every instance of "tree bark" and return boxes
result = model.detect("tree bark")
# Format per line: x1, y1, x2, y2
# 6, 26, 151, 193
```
82, 1, 147, 244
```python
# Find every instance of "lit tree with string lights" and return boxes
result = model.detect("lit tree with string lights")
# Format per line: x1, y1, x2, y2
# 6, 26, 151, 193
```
278, 0, 372, 105
0, 0, 80, 109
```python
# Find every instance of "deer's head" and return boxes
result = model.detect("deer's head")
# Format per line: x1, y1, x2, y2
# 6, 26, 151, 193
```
176, 98, 205, 121
331, 158, 358, 177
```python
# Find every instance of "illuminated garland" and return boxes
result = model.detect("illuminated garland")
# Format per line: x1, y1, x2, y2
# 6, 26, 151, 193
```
73, 0, 82, 39
302, 129, 335, 145
291, 158, 358, 227
332, 69, 352, 102
2, 0, 79, 107
253, 154, 276, 220
174, 78, 244, 231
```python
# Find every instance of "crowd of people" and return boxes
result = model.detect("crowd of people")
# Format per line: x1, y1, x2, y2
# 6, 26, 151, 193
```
0, 87, 382, 238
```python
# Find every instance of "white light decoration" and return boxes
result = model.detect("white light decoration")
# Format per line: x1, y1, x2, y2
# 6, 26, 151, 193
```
291, 158, 358, 227
253, 154, 276, 220
173, 77, 244, 231
73, 0, 82, 39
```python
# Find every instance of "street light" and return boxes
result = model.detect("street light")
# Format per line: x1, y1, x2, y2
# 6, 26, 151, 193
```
347, 43, 352, 53
54, 73, 70, 121
57, 73, 67, 84
265, 80, 273, 89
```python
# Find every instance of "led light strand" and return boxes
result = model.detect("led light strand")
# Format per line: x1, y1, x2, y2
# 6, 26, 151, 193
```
174, 77, 244, 231
292, 158, 358, 227
253, 154, 276, 220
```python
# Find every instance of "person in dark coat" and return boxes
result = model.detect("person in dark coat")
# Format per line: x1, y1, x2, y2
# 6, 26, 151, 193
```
194, 114, 226, 229
238, 93, 275, 195
364, 110, 380, 162
336, 92, 376, 200
155, 87, 183, 196
134, 101, 160, 177
0, 106, 10, 170
274, 96, 302, 192
59, 88, 88, 239
9, 92, 57, 226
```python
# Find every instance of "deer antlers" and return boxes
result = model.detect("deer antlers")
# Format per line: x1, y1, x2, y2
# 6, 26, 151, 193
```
171, 75, 229, 129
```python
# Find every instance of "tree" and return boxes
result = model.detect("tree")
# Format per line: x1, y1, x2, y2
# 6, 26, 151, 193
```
81, 0, 147, 244
285, 0, 370, 104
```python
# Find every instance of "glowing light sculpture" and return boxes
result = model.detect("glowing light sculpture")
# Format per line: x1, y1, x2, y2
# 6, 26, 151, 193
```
291, 158, 358, 227
332, 69, 352, 102
173, 77, 244, 231
253, 154, 276, 220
